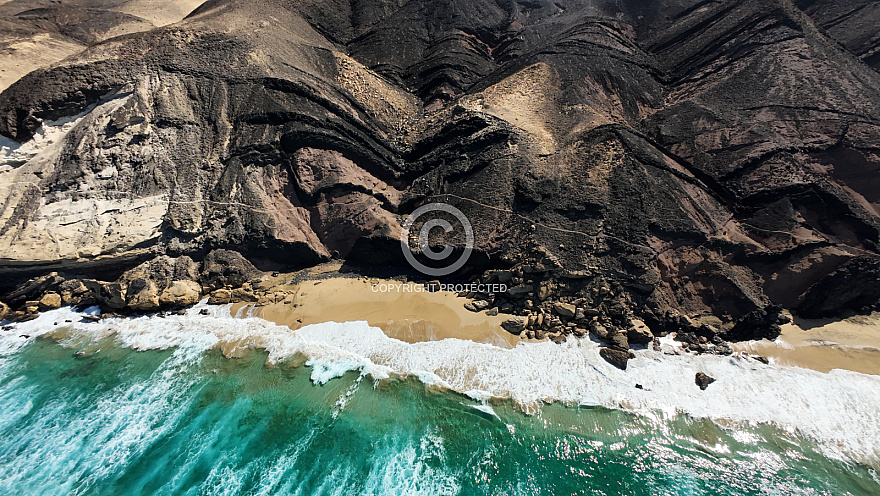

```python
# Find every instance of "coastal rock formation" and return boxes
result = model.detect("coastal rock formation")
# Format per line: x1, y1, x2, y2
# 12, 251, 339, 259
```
695, 372, 716, 391
1, 0, 879, 335
599, 348, 631, 371
0, 249, 258, 319
159, 280, 202, 307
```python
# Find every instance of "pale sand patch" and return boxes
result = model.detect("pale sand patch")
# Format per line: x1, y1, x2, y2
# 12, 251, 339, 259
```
733, 313, 880, 375
0, 33, 85, 93
239, 276, 521, 349
113, 0, 205, 27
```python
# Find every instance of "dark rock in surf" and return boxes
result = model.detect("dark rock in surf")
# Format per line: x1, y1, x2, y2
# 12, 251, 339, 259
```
695, 372, 716, 391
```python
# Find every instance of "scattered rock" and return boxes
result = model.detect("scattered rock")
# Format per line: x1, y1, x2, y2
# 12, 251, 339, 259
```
38, 292, 62, 310
485, 270, 513, 283
464, 302, 479, 312
208, 289, 233, 305
486, 307, 499, 316
58, 279, 95, 307
599, 347, 629, 370
83, 280, 127, 310
501, 316, 528, 334
230, 287, 259, 303
610, 331, 629, 350
695, 372, 716, 390
119, 256, 200, 294
507, 285, 534, 297
0, 301, 8, 320
4, 272, 64, 306
472, 300, 490, 310
553, 302, 576, 319
200, 250, 262, 291
590, 323, 610, 340
126, 278, 160, 311
626, 319, 654, 345
725, 305, 785, 342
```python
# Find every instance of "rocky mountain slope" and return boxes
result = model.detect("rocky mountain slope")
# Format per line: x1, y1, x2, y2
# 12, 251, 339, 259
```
0, 0, 204, 91
1, 0, 879, 339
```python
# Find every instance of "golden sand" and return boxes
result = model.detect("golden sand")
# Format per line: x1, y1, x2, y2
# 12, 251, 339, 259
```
241, 275, 521, 349
237, 270, 880, 376
733, 313, 880, 375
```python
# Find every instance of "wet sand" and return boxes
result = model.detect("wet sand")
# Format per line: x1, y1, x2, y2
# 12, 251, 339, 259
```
239, 270, 880, 376
241, 275, 521, 349
733, 313, 880, 375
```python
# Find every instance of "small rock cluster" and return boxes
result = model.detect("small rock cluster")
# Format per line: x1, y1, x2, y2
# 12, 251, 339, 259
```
448, 245, 782, 370
0, 250, 270, 322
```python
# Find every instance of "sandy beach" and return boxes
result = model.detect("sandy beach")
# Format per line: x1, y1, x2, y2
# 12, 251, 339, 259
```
240, 272, 521, 349
236, 269, 880, 376
733, 313, 880, 376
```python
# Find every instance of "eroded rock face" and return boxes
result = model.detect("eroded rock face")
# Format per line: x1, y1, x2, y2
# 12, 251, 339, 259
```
0, 1, 206, 92
200, 250, 262, 291
159, 280, 202, 307
796, 0, 880, 72
0, 0, 878, 325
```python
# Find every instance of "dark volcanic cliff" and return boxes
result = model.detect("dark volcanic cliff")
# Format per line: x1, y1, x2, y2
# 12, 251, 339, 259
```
1, 0, 879, 333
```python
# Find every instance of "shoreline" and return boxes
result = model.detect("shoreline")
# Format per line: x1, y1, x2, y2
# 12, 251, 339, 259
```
6, 302, 880, 468
4, 260, 879, 378
241, 271, 880, 377
732, 312, 880, 376
237, 273, 522, 349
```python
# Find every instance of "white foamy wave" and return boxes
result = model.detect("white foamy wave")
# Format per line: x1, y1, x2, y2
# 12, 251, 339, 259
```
0, 345, 203, 495
4, 303, 880, 464
361, 430, 460, 496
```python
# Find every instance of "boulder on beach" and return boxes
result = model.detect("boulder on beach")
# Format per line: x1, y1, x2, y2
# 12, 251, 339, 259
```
501, 316, 528, 334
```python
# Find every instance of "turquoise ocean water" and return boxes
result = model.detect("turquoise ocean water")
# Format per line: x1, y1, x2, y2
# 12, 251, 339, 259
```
1, 306, 878, 495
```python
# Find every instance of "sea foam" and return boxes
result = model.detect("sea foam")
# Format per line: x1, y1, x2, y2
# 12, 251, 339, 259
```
3, 302, 879, 464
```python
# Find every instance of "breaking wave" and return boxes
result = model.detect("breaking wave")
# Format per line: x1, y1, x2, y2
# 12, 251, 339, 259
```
3, 301, 879, 465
